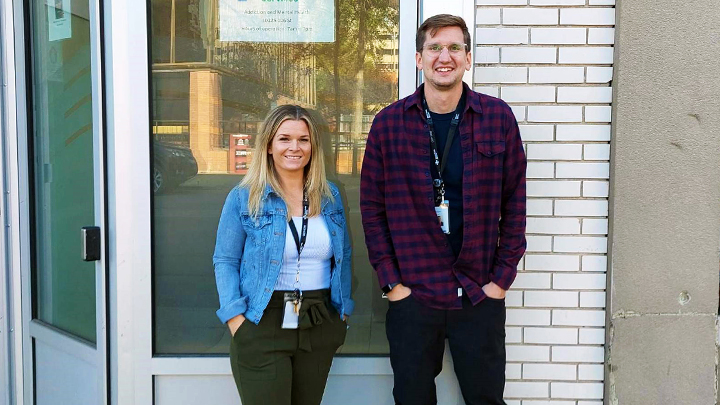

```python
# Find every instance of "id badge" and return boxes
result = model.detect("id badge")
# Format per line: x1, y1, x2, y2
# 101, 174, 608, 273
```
435, 200, 450, 234
282, 292, 300, 329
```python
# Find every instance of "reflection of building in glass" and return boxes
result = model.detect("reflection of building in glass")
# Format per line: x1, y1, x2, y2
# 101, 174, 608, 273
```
377, 30, 399, 72
229, 134, 252, 174
150, 0, 318, 173
335, 114, 372, 175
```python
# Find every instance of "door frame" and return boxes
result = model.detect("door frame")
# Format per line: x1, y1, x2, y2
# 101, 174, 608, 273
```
1, 0, 28, 403
11, 0, 110, 403
103, 0, 153, 402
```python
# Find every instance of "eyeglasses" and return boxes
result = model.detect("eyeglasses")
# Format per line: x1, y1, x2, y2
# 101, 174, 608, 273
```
422, 43, 467, 55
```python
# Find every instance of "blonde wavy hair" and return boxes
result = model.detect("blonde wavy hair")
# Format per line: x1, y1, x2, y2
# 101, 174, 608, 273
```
241, 104, 332, 218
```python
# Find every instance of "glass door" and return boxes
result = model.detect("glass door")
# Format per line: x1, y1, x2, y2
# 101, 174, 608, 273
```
25, 0, 107, 403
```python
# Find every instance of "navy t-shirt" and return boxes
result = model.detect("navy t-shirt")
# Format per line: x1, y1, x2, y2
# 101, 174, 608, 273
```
428, 97, 466, 258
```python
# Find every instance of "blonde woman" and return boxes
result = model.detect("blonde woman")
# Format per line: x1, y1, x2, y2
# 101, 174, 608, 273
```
213, 104, 353, 405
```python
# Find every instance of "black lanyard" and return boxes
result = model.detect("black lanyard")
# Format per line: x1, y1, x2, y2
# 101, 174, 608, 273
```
422, 97, 462, 202
288, 193, 309, 295
287, 194, 309, 257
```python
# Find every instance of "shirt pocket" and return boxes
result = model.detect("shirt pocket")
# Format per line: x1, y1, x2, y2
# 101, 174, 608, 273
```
475, 141, 506, 187
240, 213, 273, 246
476, 140, 506, 158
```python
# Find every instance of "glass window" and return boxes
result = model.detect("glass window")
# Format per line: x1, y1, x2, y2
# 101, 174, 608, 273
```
29, 0, 97, 343
150, 0, 400, 355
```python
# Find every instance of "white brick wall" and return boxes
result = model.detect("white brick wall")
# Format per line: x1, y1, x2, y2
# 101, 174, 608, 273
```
531, 27, 586, 44
529, 67, 585, 83
475, 1, 613, 401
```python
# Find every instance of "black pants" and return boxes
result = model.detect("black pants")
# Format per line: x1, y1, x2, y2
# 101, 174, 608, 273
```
385, 294, 506, 405
229, 290, 348, 405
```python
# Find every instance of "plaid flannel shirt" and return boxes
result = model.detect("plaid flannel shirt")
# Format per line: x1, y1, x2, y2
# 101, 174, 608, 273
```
360, 83, 527, 309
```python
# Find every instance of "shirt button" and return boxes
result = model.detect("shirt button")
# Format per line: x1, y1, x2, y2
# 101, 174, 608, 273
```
424, 171, 429, 177
428, 197, 433, 202
332, 231, 336, 236
271, 260, 278, 265
265, 288, 271, 292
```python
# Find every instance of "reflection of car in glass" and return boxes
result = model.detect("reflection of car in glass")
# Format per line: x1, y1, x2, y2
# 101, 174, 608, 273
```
153, 141, 198, 193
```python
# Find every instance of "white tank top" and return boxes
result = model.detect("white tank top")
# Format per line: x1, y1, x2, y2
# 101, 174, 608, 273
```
274, 215, 332, 291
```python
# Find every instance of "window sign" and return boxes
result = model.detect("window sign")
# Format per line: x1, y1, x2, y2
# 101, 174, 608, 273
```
218, 0, 334, 43
48, 0, 71, 41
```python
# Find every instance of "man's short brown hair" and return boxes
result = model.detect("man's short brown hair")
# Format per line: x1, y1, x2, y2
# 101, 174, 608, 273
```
416, 14, 472, 53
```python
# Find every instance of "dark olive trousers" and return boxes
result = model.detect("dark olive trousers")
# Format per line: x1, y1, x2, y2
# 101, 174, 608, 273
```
385, 294, 507, 405
229, 290, 347, 405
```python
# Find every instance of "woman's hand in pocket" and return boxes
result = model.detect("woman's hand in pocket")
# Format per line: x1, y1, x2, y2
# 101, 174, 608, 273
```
228, 314, 246, 337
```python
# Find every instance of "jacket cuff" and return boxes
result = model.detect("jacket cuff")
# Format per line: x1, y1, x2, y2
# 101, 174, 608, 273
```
216, 297, 248, 324
343, 298, 355, 316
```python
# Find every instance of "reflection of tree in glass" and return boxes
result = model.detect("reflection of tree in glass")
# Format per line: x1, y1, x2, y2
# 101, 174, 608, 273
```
318, 0, 399, 171
319, 0, 399, 112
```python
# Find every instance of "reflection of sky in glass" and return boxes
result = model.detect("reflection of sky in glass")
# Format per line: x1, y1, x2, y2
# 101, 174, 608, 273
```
150, 0, 399, 355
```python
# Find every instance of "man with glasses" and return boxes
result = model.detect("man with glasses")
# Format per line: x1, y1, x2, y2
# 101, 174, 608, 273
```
360, 14, 526, 405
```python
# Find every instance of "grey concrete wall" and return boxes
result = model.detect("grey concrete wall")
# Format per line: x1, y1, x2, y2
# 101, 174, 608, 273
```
608, 0, 720, 403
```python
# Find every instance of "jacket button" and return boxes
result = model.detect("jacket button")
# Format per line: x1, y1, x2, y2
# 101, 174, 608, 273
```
338, 259, 342, 264
332, 231, 336, 236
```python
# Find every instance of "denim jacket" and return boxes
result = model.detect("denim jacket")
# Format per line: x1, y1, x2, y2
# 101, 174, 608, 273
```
213, 182, 354, 325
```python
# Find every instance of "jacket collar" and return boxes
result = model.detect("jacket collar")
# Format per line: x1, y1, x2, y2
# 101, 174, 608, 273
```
262, 183, 276, 200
